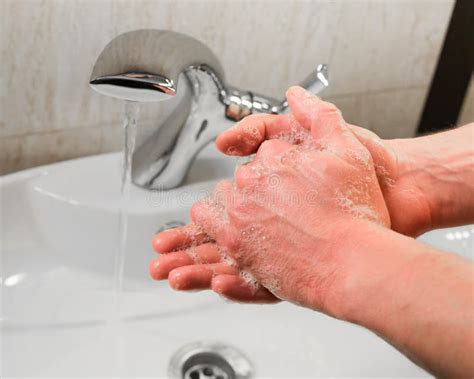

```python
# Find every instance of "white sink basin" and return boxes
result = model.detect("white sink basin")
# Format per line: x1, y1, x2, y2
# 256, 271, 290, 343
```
1, 145, 472, 377
23, 144, 237, 281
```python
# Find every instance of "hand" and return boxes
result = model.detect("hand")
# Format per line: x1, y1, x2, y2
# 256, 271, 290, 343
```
150, 224, 279, 303
151, 86, 391, 312
215, 107, 432, 237
148, 93, 474, 377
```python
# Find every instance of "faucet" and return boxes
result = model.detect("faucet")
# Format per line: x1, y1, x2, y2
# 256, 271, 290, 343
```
90, 29, 329, 190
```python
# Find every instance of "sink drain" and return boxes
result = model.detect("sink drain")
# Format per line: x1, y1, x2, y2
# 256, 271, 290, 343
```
168, 342, 252, 379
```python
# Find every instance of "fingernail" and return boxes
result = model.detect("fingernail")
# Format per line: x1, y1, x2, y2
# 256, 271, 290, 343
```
225, 146, 239, 155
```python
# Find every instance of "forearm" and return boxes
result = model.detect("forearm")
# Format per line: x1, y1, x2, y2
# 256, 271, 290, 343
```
330, 223, 474, 377
394, 123, 474, 233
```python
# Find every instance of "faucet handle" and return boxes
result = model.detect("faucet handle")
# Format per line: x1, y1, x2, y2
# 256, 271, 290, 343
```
224, 64, 329, 120
299, 64, 329, 96
274, 63, 329, 114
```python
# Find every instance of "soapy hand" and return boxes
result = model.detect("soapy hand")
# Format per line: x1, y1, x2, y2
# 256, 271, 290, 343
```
151, 86, 393, 310
215, 105, 432, 238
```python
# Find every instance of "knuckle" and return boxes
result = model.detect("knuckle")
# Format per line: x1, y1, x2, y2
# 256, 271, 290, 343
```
235, 164, 254, 189
226, 193, 245, 221
190, 199, 208, 222
260, 139, 276, 151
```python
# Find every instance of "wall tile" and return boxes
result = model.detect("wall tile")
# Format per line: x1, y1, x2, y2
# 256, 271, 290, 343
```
1, 128, 102, 175
328, 87, 428, 139
0, 0, 454, 173
99, 124, 123, 154
360, 87, 428, 139
365, 0, 454, 92
325, 0, 454, 97
1, 0, 114, 137
0, 136, 24, 174
107, 0, 341, 96
326, 95, 365, 127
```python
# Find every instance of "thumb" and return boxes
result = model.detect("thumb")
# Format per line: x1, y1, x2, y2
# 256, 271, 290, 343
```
286, 86, 351, 145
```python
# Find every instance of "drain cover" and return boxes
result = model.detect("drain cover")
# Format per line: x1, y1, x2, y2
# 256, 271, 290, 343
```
183, 361, 230, 379
168, 342, 252, 379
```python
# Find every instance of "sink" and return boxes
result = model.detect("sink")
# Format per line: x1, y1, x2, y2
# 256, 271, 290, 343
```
23, 143, 237, 281
1, 144, 472, 377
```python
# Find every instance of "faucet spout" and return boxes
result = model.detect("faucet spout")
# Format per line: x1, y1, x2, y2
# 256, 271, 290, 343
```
90, 72, 176, 102
90, 29, 225, 103
90, 29, 329, 190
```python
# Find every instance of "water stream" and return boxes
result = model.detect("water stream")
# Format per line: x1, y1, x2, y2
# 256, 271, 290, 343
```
112, 101, 139, 318
105, 101, 139, 374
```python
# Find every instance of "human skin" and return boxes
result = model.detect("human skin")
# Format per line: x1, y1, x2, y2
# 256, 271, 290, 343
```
150, 87, 474, 377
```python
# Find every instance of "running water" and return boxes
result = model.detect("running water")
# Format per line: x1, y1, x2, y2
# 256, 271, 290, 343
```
112, 101, 139, 318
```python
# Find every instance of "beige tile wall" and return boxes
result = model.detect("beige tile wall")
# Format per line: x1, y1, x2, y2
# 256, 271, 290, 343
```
1, 0, 456, 174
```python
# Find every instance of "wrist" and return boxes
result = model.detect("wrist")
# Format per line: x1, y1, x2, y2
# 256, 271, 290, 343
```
338, 228, 419, 324
325, 222, 474, 377
386, 124, 474, 235
315, 221, 418, 320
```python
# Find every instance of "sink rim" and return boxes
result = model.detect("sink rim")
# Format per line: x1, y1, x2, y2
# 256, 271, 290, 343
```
2, 149, 236, 214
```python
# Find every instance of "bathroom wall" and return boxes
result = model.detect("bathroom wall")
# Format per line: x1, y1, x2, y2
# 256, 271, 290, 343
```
459, 78, 473, 127
1, 0, 459, 175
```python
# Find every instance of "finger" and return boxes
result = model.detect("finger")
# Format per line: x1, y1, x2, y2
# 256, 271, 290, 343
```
211, 274, 280, 304
168, 263, 238, 291
216, 114, 294, 156
347, 124, 385, 156
152, 223, 211, 253
233, 140, 293, 190
346, 124, 398, 191
286, 86, 353, 145
149, 243, 221, 280
190, 181, 239, 249
235, 159, 264, 190
347, 124, 389, 163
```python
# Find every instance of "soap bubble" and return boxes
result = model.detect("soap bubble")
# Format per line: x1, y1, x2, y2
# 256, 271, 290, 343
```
263, 278, 281, 295
217, 246, 238, 268
182, 223, 211, 248
239, 270, 259, 292
335, 189, 381, 224
185, 246, 199, 263
374, 163, 395, 188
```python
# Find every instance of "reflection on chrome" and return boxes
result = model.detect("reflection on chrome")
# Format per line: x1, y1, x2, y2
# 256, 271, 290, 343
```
2, 273, 27, 287
90, 30, 329, 190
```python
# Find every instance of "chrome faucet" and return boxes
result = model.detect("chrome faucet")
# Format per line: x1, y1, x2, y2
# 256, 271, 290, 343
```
90, 29, 329, 190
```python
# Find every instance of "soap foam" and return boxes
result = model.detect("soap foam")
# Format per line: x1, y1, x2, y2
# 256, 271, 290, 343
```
374, 163, 396, 189
185, 246, 199, 263
335, 188, 381, 224
243, 122, 262, 142
272, 115, 311, 145
217, 245, 238, 268
182, 223, 211, 248
239, 270, 259, 293
348, 149, 371, 168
